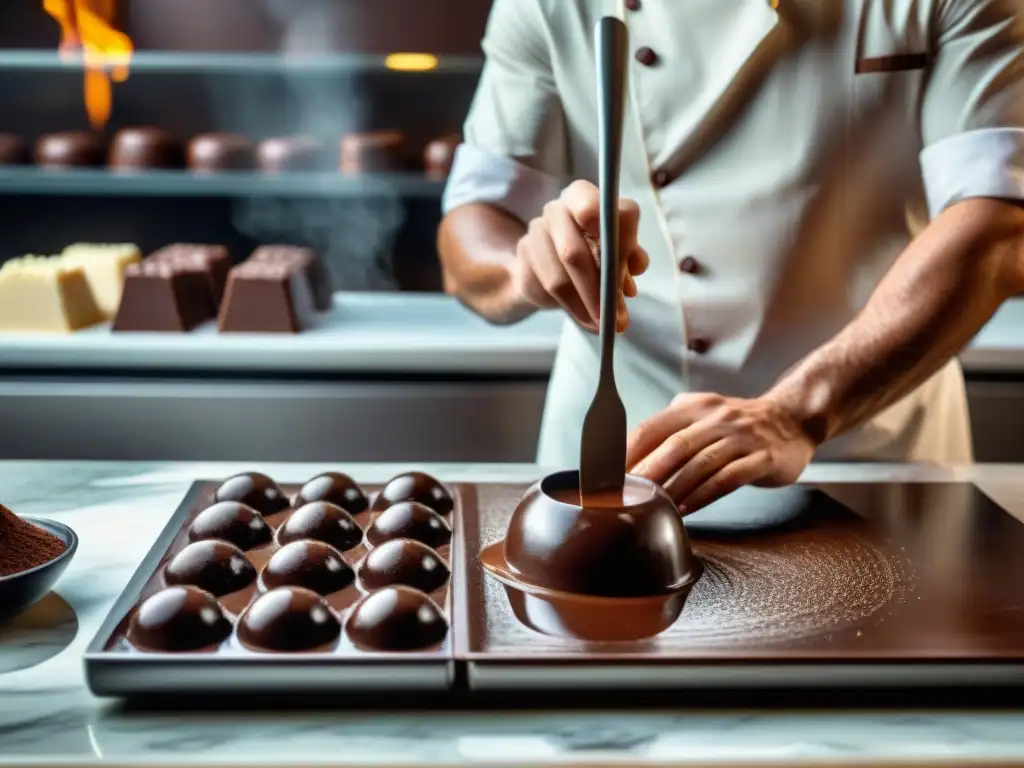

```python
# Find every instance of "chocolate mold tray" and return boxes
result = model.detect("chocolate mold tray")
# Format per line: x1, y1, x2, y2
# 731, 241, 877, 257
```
457, 482, 1024, 691
85, 471, 464, 696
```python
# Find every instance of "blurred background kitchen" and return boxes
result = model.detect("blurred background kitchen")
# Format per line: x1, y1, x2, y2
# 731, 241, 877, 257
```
0, 0, 1020, 464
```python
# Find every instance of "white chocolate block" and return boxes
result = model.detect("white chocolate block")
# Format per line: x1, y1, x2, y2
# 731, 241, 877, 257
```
0, 255, 105, 332
60, 243, 141, 318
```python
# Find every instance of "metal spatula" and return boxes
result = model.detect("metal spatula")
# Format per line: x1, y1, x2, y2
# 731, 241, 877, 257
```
579, 16, 630, 497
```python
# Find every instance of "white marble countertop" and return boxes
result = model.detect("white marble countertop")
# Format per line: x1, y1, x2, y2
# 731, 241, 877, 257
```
0, 294, 1020, 375
1, 460, 1024, 767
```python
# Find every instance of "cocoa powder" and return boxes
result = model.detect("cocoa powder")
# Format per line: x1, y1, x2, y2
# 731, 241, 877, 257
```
0, 504, 66, 577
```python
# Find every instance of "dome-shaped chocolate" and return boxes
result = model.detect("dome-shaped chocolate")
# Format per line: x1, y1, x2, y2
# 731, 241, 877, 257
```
214, 472, 289, 516
261, 540, 354, 596
503, 470, 701, 598
292, 472, 368, 516
109, 126, 184, 169
278, 501, 362, 552
189, 501, 273, 550
359, 539, 450, 593
365, 501, 451, 549
345, 586, 448, 652
128, 586, 232, 652
371, 472, 453, 517
238, 586, 341, 652
164, 540, 256, 597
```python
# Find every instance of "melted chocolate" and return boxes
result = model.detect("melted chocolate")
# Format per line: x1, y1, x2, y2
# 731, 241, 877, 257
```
237, 586, 341, 652
261, 540, 355, 596
214, 473, 289, 516
188, 501, 273, 551
345, 586, 448, 652
548, 485, 654, 508
372, 472, 453, 517
292, 472, 368, 516
365, 501, 451, 549
128, 586, 232, 652
163, 540, 257, 597
278, 501, 362, 552
359, 539, 450, 593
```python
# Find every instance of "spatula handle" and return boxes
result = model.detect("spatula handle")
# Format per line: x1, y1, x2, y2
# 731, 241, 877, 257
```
596, 16, 629, 378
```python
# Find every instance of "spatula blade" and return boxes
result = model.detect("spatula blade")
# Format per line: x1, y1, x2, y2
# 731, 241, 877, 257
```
579, 383, 627, 495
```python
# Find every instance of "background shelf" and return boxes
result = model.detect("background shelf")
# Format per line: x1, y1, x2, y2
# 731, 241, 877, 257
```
0, 169, 446, 198
0, 50, 484, 75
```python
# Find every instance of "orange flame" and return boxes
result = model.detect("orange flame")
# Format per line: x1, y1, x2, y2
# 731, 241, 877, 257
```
42, 0, 133, 129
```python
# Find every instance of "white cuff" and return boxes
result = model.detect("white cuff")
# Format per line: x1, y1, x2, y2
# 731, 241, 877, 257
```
920, 127, 1024, 219
441, 144, 563, 223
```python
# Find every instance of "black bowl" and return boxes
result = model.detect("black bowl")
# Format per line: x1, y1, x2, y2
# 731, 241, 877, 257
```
0, 517, 79, 622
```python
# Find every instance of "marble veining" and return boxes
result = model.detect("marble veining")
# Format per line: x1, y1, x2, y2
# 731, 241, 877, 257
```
0, 460, 1023, 766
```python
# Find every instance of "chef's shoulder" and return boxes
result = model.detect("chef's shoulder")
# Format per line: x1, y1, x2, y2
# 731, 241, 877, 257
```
482, 0, 602, 53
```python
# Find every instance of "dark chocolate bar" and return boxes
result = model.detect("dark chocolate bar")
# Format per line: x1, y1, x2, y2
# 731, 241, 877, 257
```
111, 260, 217, 332
249, 245, 333, 311
217, 254, 317, 333
148, 244, 232, 306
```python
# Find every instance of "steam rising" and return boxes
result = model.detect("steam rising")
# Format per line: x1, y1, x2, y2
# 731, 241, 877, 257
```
213, 0, 404, 290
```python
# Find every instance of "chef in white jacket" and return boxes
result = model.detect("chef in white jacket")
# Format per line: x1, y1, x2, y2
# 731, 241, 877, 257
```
438, 0, 1024, 512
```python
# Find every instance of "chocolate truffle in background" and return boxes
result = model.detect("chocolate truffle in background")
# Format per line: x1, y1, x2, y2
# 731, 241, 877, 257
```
257, 136, 324, 173
187, 133, 255, 172
423, 134, 461, 179
339, 130, 406, 174
109, 127, 184, 170
0, 133, 30, 165
34, 132, 106, 168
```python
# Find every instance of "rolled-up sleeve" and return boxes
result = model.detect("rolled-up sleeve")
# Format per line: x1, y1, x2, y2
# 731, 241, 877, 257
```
441, 0, 567, 223
919, 0, 1024, 218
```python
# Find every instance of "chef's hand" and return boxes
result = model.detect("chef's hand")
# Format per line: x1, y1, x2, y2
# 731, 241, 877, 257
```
511, 180, 650, 333
626, 392, 817, 513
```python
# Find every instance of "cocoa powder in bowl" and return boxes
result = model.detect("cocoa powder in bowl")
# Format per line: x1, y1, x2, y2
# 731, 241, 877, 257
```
0, 504, 67, 577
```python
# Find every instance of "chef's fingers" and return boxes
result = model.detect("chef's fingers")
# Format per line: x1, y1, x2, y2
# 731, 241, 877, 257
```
543, 201, 600, 324
664, 438, 749, 510
517, 223, 592, 327
617, 198, 641, 255
561, 180, 601, 238
678, 452, 771, 514
629, 421, 722, 485
628, 245, 650, 277
623, 273, 638, 297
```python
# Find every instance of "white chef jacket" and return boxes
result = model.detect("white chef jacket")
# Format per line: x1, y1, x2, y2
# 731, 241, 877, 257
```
442, 0, 1024, 468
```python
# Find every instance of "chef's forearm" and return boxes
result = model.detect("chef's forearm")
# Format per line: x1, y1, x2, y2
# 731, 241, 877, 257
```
437, 203, 533, 324
766, 198, 1024, 445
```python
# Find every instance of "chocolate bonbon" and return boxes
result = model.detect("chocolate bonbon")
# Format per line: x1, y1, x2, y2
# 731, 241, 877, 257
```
261, 540, 355, 595
339, 131, 406, 174
423, 134, 460, 178
188, 501, 273, 551
109, 127, 184, 169
359, 539, 450, 594
34, 131, 105, 168
163, 540, 257, 597
249, 245, 333, 312
237, 586, 341, 652
217, 255, 317, 334
128, 586, 232, 652
277, 501, 362, 553
371, 472, 453, 517
346, 586, 448, 652
257, 136, 324, 172
187, 133, 255, 172
365, 501, 451, 549
214, 472, 290, 516
293, 472, 368, 516
0, 133, 30, 165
